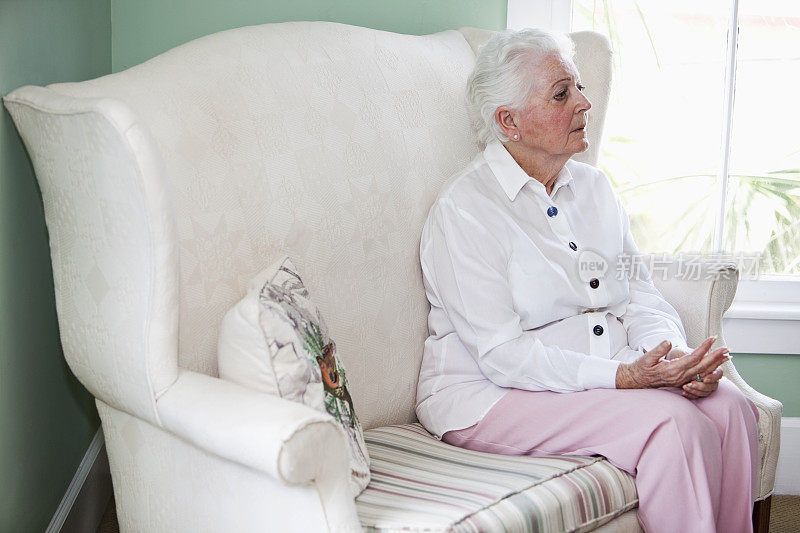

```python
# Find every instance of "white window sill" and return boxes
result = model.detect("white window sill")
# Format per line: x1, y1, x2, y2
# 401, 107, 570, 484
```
722, 277, 800, 355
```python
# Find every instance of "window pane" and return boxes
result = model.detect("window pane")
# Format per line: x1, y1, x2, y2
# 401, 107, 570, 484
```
573, 0, 731, 254
723, 175, 800, 275
725, 0, 800, 275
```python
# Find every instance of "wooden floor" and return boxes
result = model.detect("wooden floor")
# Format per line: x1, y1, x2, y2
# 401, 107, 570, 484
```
96, 494, 800, 532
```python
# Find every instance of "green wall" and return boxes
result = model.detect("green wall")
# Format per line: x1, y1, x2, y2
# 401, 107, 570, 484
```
0, 1, 111, 531
732, 354, 799, 417
110, 0, 508, 71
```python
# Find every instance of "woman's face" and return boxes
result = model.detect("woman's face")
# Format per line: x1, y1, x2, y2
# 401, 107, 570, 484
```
510, 53, 592, 159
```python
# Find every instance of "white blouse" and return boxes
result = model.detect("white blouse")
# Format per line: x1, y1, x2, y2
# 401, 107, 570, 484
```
416, 140, 690, 440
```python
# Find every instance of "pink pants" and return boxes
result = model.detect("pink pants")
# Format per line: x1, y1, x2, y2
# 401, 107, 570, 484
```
442, 379, 760, 533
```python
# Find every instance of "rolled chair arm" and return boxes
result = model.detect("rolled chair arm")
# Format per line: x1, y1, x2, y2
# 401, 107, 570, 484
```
157, 369, 362, 531
156, 369, 349, 485
724, 360, 783, 500
647, 254, 783, 500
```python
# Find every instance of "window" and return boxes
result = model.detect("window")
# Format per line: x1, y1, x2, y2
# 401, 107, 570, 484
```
508, 0, 800, 353
570, 0, 800, 277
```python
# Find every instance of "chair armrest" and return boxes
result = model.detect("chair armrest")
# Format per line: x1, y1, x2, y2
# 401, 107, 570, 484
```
156, 369, 349, 486
646, 255, 783, 499
645, 254, 737, 348
723, 367, 783, 500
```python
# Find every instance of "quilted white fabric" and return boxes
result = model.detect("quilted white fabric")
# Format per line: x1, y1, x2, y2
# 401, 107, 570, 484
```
100, 395, 361, 532
40, 22, 484, 431
2, 88, 179, 425
218, 255, 370, 497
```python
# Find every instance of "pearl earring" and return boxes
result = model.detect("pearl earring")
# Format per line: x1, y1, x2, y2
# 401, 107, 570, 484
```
513, 134, 519, 140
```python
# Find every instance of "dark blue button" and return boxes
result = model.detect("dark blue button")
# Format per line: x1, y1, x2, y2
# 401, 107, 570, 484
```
569, 241, 578, 251
547, 206, 558, 217
590, 278, 599, 289
593, 325, 604, 336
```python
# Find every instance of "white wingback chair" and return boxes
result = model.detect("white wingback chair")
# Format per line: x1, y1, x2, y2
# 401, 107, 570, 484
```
3, 22, 781, 532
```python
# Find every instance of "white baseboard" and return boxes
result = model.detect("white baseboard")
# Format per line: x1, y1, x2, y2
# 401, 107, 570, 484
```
774, 417, 800, 496
47, 427, 113, 533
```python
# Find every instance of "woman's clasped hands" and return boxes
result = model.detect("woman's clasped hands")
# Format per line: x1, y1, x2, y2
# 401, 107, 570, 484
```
616, 337, 730, 399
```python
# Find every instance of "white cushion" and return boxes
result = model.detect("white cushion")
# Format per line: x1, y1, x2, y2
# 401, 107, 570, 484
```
218, 255, 370, 497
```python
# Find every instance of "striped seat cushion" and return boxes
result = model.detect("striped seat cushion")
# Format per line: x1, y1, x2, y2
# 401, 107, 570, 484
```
356, 423, 638, 532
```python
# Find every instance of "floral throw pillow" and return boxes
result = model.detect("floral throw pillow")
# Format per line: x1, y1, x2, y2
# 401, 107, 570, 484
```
217, 255, 370, 497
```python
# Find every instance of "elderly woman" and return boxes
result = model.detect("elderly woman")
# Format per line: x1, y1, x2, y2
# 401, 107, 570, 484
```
416, 28, 759, 533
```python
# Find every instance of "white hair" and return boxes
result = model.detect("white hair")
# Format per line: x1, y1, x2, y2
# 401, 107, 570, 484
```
466, 28, 577, 146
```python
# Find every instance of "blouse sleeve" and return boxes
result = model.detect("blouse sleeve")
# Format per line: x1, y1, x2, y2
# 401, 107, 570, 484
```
420, 198, 622, 393
615, 196, 692, 354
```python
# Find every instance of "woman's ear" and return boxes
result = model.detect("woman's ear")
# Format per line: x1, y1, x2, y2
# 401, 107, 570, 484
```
495, 106, 519, 140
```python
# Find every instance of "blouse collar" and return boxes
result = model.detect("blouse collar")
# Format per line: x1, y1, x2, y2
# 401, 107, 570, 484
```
483, 140, 576, 202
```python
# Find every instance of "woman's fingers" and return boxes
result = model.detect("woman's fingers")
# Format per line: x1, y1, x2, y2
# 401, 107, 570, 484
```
694, 347, 731, 376
683, 380, 716, 393
643, 340, 674, 364
682, 368, 723, 398
682, 379, 719, 398
703, 368, 724, 384
674, 365, 722, 397
665, 347, 687, 361
688, 336, 717, 359
661, 337, 717, 385
648, 337, 728, 389
672, 344, 730, 383
672, 336, 716, 368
